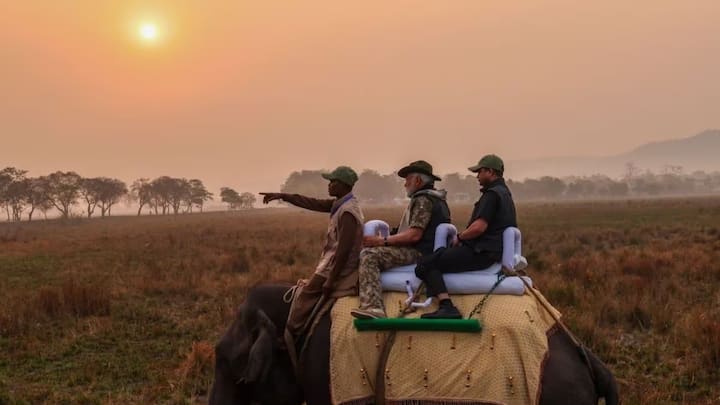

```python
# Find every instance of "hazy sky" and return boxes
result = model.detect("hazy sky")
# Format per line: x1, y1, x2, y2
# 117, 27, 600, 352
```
2, 1, 719, 192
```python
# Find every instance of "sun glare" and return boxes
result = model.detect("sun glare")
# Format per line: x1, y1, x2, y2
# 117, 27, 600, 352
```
138, 23, 158, 41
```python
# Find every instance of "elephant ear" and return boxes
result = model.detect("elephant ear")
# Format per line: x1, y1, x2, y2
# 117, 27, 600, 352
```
245, 308, 277, 383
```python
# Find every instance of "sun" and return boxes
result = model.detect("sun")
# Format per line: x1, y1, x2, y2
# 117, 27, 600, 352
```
138, 23, 158, 41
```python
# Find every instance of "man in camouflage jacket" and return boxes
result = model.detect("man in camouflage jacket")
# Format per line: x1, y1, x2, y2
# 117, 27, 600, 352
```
350, 160, 451, 319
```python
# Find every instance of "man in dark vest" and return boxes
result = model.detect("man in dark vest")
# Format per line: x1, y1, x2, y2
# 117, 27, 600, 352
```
351, 160, 451, 319
260, 166, 364, 337
415, 154, 517, 319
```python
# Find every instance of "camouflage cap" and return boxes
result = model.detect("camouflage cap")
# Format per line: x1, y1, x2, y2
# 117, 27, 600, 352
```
468, 154, 504, 174
397, 160, 442, 181
321, 166, 359, 187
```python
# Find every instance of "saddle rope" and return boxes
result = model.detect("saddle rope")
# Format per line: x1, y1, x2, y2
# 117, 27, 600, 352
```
282, 280, 307, 376
373, 281, 427, 405
502, 267, 598, 384
283, 280, 304, 304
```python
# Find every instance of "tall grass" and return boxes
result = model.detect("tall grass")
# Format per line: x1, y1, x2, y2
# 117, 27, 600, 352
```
0, 199, 719, 403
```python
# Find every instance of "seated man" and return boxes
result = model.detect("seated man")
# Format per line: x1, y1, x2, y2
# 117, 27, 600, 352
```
351, 160, 451, 319
415, 154, 517, 319
260, 166, 364, 337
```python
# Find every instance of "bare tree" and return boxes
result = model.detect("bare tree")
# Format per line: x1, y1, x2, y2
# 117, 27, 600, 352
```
280, 170, 328, 198
46, 171, 83, 218
25, 177, 53, 221
79, 177, 103, 218
239, 192, 257, 209
187, 179, 212, 213
147, 176, 195, 215
624, 162, 640, 180
0, 167, 29, 221
662, 164, 684, 176
168, 178, 190, 214
441, 173, 477, 203
354, 170, 405, 204
129, 178, 153, 216
6, 179, 28, 221
150, 176, 176, 214
96, 178, 127, 217
220, 187, 241, 210
0, 170, 11, 221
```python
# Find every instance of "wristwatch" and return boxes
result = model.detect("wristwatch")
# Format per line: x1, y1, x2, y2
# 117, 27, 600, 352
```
383, 236, 389, 246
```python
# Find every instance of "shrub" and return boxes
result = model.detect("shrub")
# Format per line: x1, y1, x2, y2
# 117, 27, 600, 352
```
62, 279, 111, 317
220, 249, 251, 273
35, 287, 63, 318
684, 311, 720, 374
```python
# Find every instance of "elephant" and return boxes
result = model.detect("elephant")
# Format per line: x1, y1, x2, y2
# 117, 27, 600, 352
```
210, 284, 619, 405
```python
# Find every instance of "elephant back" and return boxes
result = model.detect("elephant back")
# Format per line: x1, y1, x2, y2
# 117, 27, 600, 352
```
328, 291, 561, 405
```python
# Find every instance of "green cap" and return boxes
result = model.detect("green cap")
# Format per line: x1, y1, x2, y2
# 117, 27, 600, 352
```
468, 154, 504, 174
321, 166, 359, 187
397, 160, 442, 181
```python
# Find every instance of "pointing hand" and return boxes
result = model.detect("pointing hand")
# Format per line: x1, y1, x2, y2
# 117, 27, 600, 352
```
259, 192, 283, 204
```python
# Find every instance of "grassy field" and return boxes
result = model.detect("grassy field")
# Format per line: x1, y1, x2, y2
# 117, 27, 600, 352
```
1, 198, 719, 404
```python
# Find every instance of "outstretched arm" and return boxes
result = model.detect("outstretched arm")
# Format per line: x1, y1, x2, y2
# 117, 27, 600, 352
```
259, 192, 333, 213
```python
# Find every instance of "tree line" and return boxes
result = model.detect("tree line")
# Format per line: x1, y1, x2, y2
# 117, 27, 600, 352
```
0, 167, 256, 222
280, 167, 720, 203
3, 165, 719, 222
0, 169, 127, 221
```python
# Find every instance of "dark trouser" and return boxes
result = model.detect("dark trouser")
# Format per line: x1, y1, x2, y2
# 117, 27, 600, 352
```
415, 245, 500, 297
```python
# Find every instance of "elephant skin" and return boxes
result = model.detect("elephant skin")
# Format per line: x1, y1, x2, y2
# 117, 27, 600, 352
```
210, 284, 619, 405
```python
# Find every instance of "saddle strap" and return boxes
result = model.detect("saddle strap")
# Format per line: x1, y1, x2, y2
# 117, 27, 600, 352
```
285, 295, 336, 384
507, 269, 598, 384
284, 328, 300, 376
283, 279, 308, 377
374, 282, 426, 405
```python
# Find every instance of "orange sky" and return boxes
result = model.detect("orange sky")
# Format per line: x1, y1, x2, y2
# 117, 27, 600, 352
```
1, 1, 719, 192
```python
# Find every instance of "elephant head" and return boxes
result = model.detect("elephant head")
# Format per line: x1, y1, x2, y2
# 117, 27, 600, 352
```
210, 302, 301, 405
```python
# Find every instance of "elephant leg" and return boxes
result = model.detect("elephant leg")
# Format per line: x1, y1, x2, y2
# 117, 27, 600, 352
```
586, 348, 620, 405
301, 312, 332, 405
540, 329, 597, 405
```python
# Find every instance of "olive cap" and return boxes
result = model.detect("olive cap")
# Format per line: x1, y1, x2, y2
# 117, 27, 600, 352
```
468, 154, 504, 174
321, 166, 359, 187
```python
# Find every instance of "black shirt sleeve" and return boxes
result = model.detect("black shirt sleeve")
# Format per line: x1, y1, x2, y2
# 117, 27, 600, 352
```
468, 190, 500, 226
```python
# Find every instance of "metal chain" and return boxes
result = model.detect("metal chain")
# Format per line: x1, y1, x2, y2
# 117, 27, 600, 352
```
467, 273, 507, 319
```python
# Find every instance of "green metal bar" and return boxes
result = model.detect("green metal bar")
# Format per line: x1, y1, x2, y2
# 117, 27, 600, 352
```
354, 318, 482, 332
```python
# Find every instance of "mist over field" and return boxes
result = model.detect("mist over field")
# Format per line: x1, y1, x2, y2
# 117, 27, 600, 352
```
2, 2, 720, 404
2, 2, 720, 194
4, 129, 720, 222
1, 200, 720, 403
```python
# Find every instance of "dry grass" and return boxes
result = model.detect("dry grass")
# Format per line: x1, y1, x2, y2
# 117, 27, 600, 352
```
175, 340, 216, 400
1, 199, 719, 404
0, 280, 110, 337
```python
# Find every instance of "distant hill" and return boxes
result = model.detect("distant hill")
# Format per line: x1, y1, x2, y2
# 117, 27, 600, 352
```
508, 129, 720, 179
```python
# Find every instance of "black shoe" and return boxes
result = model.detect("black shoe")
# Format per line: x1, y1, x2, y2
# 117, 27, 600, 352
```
420, 305, 462, 319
